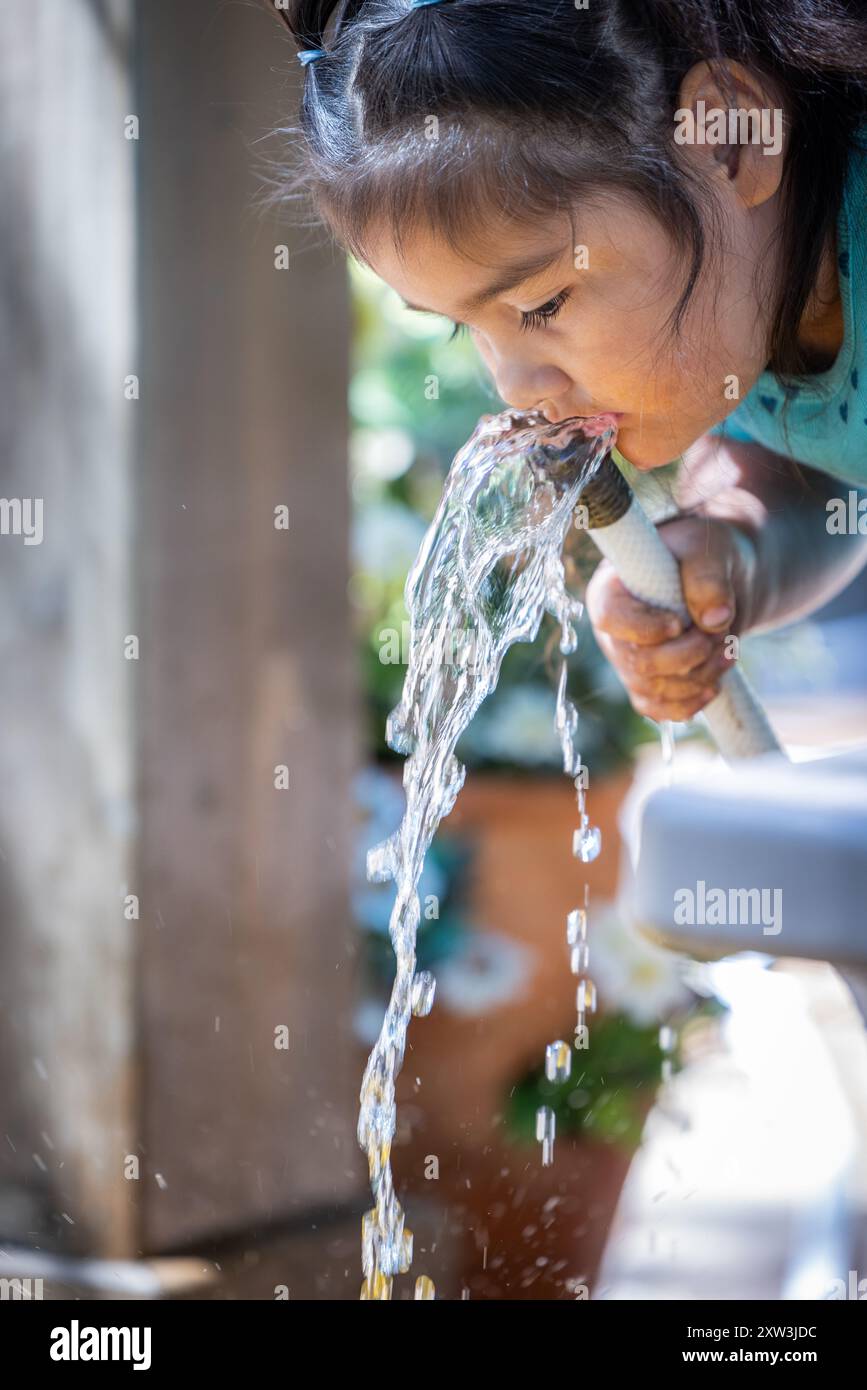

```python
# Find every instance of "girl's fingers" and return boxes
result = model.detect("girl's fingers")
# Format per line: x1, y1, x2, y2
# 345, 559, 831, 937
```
617, 626, 718, 678
595, 629, 729, 722
596, 628, 726, 683
630, 688, 718, 724
626, 651, 728, 702
586, 520, 743, 725
585, 562, 683, 646
656, 517, 737, 634
680, 555, 736, 634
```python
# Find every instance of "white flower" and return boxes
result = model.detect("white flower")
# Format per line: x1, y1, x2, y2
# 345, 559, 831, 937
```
436, 931, 533, 1016
588, 902, 692, 1026
351, 427, 415, 483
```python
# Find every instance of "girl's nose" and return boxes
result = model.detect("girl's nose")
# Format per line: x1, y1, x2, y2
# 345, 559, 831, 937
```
487, 354, 574, 415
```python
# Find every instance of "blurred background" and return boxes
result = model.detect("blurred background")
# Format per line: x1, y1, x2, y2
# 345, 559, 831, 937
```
2, 0, 867, 1301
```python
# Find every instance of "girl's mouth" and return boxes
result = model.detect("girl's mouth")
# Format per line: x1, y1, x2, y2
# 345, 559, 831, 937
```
575, 412, 622, 437
538, 404, 623, 432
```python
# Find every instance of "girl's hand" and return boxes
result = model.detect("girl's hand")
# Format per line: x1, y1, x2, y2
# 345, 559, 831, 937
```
585, 515, 756, 725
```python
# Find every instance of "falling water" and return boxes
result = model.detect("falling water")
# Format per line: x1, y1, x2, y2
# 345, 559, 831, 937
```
660, 719, 676, 784
544, 638, 603, 1170
358, 408, 617, 1300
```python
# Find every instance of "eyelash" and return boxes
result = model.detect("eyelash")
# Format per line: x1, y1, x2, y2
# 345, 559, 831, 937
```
518, 288, 572, 333
448, 288, 572, 340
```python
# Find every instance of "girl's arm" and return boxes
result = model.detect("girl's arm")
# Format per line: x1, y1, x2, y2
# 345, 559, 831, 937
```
585, 436, 867, 725
676, 434, 867, 634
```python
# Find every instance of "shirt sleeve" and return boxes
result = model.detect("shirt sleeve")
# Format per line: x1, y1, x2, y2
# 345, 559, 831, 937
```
709, 418, 755, 444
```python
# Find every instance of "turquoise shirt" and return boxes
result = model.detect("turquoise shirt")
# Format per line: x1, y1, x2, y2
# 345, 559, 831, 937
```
710, 125, 867, 487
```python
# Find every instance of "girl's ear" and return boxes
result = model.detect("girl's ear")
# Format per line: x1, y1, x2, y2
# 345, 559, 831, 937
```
674, 59, 786, 210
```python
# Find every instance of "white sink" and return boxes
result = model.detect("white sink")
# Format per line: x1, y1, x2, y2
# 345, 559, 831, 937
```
629, 747, 867, 972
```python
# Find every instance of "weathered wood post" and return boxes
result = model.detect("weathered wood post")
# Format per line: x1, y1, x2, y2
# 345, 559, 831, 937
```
0, 0, 138, 1258
0, 0, 361, 1261
134, 0, 361, 1252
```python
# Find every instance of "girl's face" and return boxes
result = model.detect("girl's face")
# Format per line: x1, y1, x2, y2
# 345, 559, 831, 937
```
364, 183, 784, 469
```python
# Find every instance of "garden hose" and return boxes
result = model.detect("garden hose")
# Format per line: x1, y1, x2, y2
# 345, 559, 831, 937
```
581, 445, 783, 761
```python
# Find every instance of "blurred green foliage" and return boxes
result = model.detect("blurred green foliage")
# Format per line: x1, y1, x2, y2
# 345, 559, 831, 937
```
507, 1000, 725, 1151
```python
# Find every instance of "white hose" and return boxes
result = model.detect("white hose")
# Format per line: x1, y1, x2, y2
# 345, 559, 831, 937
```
587, 491, 782, 760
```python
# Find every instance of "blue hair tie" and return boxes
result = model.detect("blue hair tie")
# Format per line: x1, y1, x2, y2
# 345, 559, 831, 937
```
298, 0, 444, 67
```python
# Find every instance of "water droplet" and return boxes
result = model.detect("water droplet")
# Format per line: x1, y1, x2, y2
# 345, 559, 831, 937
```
411, 971, 436, 1017
385, 705, 414, 755
572, 818, 601, 863
555, 661, 581, 771
400, 1226, 414, 1273
545, 1040, 572, 1083
439, 754, 466, 816
366, 836, 396, 884
566, 907, 588, 944
361, 1208, 376, 1272
376, 1218, 411, 1278
360, 1270, 393, 1301
570, 942, 589, 974
575, 978, 597, 1015
658, 1025, 676, 1053
660, 720, 675, 767
536, 1105, 556, 1166
555, 696, 578, 739
535, 1105, 555, 1141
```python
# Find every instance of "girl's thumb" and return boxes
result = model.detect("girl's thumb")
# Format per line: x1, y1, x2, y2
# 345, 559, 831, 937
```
679, 549, 736, 634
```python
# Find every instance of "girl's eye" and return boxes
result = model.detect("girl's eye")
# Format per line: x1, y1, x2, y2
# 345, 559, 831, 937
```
447, 288, 571, 340
519, 288, 571, 332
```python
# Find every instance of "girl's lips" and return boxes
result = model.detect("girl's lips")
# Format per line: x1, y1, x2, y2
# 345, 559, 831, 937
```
579, 411, 622, 436
538, 405, 624, 429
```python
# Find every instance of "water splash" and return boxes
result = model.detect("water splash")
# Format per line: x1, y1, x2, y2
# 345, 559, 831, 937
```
358, 409, 616, 1299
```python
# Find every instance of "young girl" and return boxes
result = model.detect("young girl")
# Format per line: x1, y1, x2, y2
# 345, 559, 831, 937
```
268, 0, 867, 727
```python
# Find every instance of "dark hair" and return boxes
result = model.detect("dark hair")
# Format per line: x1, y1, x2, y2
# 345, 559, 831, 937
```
261, 0, 867, 388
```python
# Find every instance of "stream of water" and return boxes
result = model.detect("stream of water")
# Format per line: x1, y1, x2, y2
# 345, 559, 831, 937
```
359, 408, 617, 1300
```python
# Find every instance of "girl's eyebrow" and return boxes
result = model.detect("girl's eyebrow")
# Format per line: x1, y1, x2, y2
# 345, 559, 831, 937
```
401, 244, 568, 317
